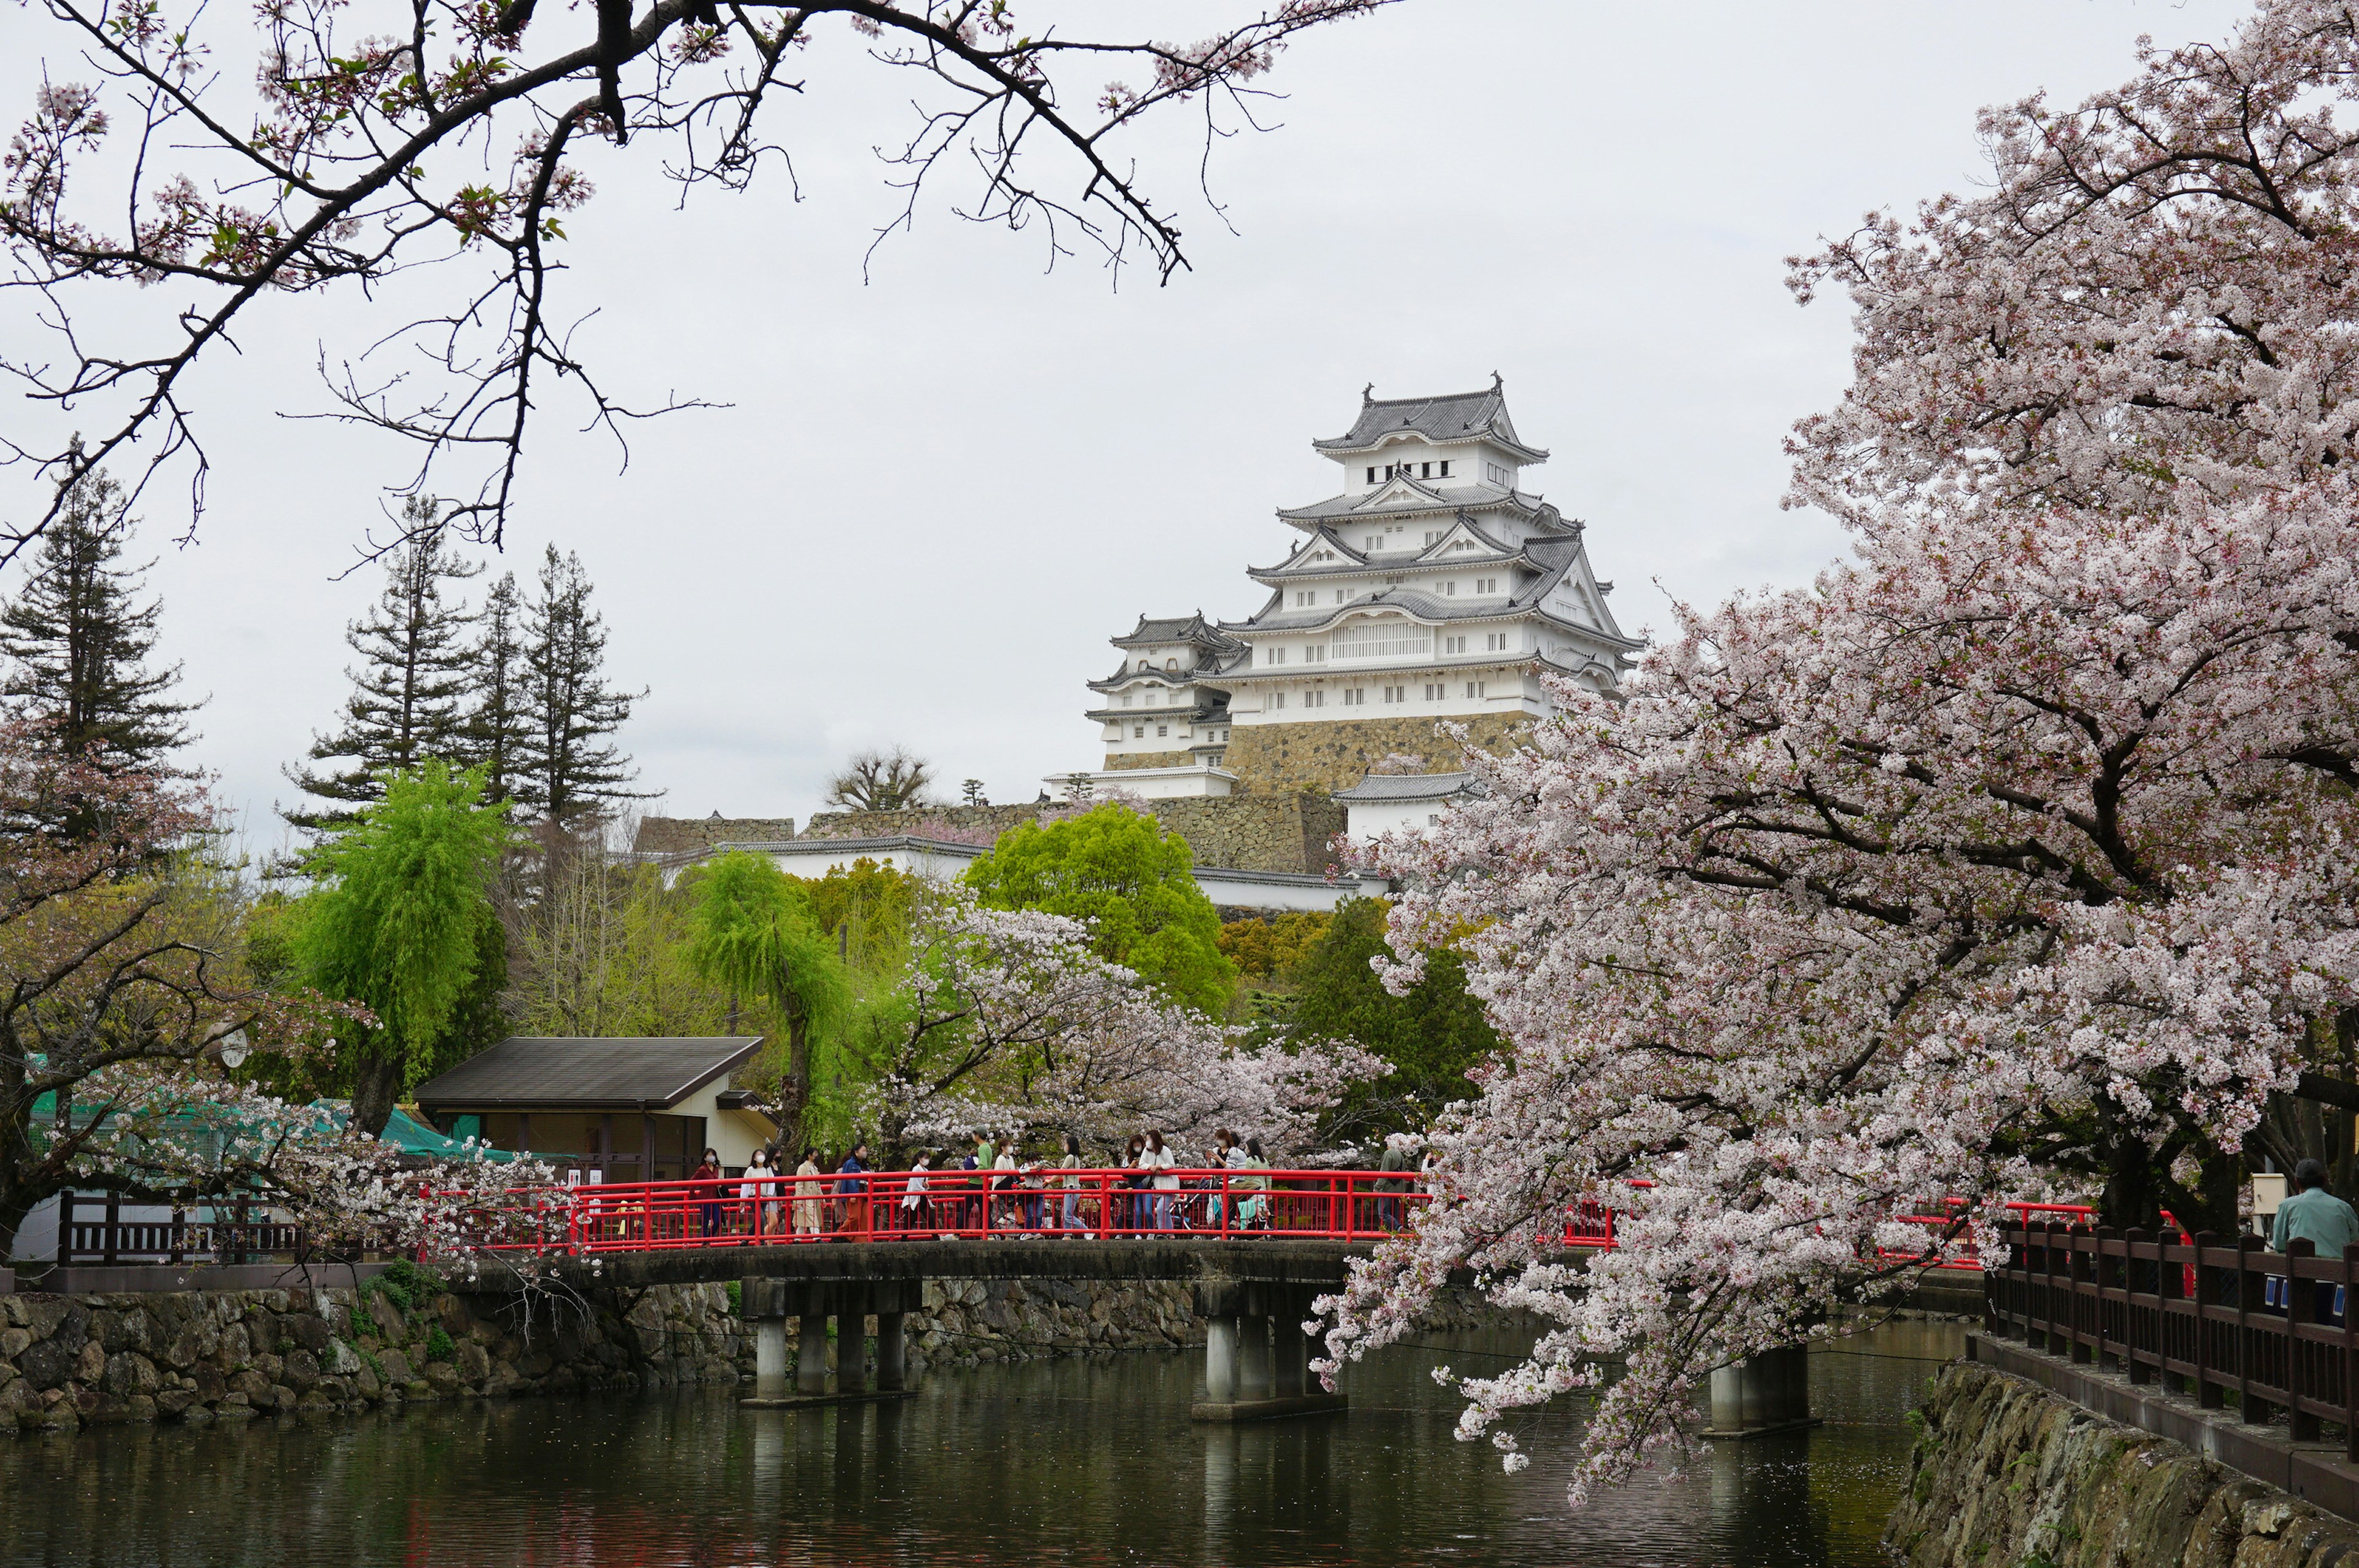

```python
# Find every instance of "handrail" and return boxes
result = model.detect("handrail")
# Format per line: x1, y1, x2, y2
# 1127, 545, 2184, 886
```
1984, 1220, 2359, 1461
420, 1166, 1438, 1256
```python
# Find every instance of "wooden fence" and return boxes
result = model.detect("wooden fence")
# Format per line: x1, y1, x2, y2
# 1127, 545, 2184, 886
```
60, 1193, 306, 1266
1985, 1221, 2359, 1459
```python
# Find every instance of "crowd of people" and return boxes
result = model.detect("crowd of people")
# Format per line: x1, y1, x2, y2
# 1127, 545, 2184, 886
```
667, 1129, 1431, 1242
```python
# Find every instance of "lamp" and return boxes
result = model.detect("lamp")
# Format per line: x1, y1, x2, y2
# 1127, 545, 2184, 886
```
216, 1028, 251, 1071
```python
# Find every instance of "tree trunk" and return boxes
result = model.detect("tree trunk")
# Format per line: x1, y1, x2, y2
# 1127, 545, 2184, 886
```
778, 1010, 810, 1156
351, 1053, 403, 1139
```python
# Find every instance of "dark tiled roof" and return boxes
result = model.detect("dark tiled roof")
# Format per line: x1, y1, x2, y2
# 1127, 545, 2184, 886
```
1278, 485, 1565, 526
413, 1037, 763, 1110
1111, 613, 1245, 651
1332, 771, 1479, 803
1313, 382, 1548, 461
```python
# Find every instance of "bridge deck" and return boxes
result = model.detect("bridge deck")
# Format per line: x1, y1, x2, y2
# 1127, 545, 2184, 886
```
491, 1238, 1406, 1295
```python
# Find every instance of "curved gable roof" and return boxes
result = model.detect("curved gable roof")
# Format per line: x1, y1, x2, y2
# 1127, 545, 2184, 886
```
1313, 380, 1549, 462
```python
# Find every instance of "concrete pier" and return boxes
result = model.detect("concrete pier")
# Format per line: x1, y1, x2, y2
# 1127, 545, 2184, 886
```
1191, 1280, 1345, 1422
740, 1277, 920, 1411
1703, 1344, 1818, 1439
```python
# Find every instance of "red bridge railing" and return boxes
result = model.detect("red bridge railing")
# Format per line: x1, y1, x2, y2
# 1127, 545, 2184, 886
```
424, 1166, 1439, 1257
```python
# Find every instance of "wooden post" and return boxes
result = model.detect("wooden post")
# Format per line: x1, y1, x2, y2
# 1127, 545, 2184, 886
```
2041, 1222, 2060, 1354
2126, 1229, 2154, 1385
103, 1190, 121, 1265
2194, 1233, 2224, 1409
2343, 1243, 2357, 1463
2287, 1238, 2320, 1440
2088, 1227, 2113, 1367
2238, 1233, 2267, 1424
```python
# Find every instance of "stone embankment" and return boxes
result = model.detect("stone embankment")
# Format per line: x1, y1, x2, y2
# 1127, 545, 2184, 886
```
1, 1270, 1506, 1432
1888, 1361, 2359, 1567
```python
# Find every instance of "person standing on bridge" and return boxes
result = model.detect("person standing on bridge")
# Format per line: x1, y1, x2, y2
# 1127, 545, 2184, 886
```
1057, 1134, 1086, 1236
1144, 1131, 1179, 1231
693, 1149, 724, 1239
793, 1149, 825, 1239
899, 1152, 933, 1235
836, 1142, 871, 1240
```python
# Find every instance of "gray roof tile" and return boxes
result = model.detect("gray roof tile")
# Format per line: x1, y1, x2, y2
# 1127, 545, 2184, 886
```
1332, 771, 1480, 803
1313, 381, 1548, 461
413, 1036, 762, 1110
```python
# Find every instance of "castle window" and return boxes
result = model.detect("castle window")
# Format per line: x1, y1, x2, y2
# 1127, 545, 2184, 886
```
1444, 634, 1468, 653
1157, 724, 1169, 737
1134, 725, 1146, 738
1420, 462, 1431, 478
1476, 577, 1498, 594
1439, 461, 1452, 478
1165, 658, 1178, 671
1441, 581, 1457, 596
1266, 647, 1285, 665
1307, 690, 1326, 708
1335, 590, 1349, 604
1365, 466, 1377, 483
1424, 531, 1441, 546
1383, 685, 1404, 703
1305, 646, 1326, 663
1341, 688, 1362, 706
1331, 619, 1431, 661
1465, 681, 1486, 699
1424, 682, 1444, 700
1485, 633, 1508, 651
1273, 692, 1287, 710
1364, 536, 1379, 551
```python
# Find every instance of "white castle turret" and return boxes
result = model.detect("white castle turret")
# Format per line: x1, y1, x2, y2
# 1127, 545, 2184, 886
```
1063, 380, 1639, 800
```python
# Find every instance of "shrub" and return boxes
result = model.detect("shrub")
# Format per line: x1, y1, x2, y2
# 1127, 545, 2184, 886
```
423, 1327, 456, 1363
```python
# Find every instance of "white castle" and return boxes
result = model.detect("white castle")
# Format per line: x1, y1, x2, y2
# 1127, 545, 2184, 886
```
1060, 379, 1637, 800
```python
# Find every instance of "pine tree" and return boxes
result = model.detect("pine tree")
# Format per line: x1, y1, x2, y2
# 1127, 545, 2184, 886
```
463, 571, 530, 808
282, 500, 480, 830
0, 454, 198, 773
518, 545, 646, 832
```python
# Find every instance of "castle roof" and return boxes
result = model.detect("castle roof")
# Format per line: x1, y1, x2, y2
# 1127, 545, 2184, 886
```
1111, 613, 1240, 650
1276, 482, 1567, 529
1313, 379, 1548, 463
1332, 771, 1481, 804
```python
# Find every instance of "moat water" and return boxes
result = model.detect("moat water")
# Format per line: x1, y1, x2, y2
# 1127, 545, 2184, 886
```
0, 1320, 1960, 1567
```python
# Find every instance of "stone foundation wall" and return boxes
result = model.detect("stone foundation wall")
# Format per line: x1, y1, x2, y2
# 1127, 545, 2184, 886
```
1221, 712, 1531, 795
0, 1277, 744, 1433
1102, 750, 1196, 771
1887, 1361, 2359, 1567
800, 804, 1046, 843
804, 796, 1346, 876
1, 1274, 1514, 1432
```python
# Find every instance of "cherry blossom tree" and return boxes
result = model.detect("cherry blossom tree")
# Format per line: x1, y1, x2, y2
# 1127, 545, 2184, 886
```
1318, 0, 2359, 1504
1, 0, 1387, 560
849, 890, 1381, 1159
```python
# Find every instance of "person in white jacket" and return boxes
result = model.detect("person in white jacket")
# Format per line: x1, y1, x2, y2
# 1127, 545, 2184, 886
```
1143, 1131, 1180, 1231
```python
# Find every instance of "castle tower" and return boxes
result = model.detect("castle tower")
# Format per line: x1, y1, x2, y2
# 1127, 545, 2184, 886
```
1079, 380, 1638, 797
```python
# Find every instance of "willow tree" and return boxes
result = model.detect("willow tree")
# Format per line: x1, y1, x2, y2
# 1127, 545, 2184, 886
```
293, 761, 512, 1134
683, 851, 849, 1152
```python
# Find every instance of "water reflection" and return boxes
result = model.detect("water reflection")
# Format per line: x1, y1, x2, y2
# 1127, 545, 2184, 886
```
0, 1320, 1960, 1567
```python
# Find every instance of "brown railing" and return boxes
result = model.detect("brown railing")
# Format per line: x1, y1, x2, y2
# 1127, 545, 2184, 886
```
61, 1194, 306, 1266
1985, 1221, 2359, 1458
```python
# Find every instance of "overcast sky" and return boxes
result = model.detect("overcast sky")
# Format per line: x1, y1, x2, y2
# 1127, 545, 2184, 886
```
4, 0, 2253, 846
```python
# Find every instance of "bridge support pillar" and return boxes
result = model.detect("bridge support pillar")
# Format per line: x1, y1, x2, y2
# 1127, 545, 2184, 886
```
837, 1311, 869, 1392
1273, 1308, 1307, 1398
740, 1278, 920, 1411
1192, 1281, 1344, 1422
753, 1314, 791, 1402
876, 1312, 906, 1392
797, 1313, 831, 1396
1205, 1316, 1239, 1402
1704, 1345, 1818, 1440
1238, 1315, 1273, 1399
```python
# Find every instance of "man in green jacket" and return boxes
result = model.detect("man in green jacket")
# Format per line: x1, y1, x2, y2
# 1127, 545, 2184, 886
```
2271, 1159, 2359, 1257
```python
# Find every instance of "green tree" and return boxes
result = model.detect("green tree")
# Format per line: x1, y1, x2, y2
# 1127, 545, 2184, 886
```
518, 545, 644, 833
0, 448, 198, 779
1286, 898, 1496, 1141
292, 760, 513, 1134
283, 505, 480, 830
463, 570, 530, 809
683, 851, 851, 1154
961, 802, 1234, 1015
